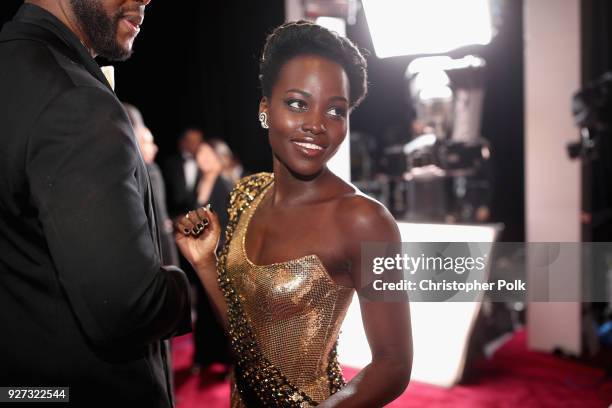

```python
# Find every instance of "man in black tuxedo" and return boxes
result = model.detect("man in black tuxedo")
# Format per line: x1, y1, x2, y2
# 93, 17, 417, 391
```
0, 1, 191, 406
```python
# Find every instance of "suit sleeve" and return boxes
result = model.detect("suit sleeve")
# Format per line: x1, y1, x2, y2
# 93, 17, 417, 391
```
26, 86, 191, 348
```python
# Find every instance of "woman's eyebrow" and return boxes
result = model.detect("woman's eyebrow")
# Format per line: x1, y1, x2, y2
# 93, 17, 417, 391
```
285, 88, 311, 97
285, 89, 348, 103
330, 95, 349, 103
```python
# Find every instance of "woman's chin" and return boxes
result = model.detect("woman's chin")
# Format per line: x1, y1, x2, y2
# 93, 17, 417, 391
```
284, 163, 326, 180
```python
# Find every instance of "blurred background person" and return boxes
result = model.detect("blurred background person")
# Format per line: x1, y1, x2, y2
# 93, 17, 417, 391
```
124, 102, 179, 267
164, 129, 231, 225
163, 128, 231, 373
209, 137, 244, 186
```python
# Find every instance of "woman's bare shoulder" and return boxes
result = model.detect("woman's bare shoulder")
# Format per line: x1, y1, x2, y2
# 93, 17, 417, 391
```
331, 183, 400, 244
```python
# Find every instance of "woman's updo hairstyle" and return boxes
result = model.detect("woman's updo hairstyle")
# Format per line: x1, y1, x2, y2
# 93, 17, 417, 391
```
259, 20, 368, 109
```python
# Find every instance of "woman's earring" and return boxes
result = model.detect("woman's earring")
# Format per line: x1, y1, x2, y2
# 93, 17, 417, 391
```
259, 112, 269, 129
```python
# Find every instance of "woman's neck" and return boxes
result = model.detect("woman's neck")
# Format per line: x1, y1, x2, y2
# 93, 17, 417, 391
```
270, 157, 331, 207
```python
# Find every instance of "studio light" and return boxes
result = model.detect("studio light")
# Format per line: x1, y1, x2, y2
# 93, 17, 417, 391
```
362, 0, 493, 58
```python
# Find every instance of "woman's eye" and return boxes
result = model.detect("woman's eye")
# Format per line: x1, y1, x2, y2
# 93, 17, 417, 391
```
286, 99, 307, 111
327, 106, 347, 118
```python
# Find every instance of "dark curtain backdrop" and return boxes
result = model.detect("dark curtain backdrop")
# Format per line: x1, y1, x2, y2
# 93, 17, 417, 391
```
1, 1, 524, 240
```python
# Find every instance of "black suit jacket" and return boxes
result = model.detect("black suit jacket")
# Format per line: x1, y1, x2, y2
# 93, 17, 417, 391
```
0, 5, 191, 407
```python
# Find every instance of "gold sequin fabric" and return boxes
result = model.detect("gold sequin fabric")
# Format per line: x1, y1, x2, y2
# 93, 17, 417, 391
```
217, 173, 354, 407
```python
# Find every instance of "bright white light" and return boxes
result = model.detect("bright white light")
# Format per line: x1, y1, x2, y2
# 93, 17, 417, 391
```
403, 164, 447, 181
412, 69, 452, 101
315, 16, 346, 37
407, 55, 486, 75
403, 133, 438, 154
420, 86, 452, 100
338, 222, 499, 387
398, 222, 497, 243
362, 0, 493, 58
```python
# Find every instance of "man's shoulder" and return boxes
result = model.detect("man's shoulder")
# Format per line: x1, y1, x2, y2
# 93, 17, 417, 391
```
0, 36, 120, 160
0, 36, 106, 98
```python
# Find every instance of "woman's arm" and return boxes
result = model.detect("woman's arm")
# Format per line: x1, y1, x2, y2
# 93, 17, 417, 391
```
320, 197, 413, 407
174, 206, 229, 329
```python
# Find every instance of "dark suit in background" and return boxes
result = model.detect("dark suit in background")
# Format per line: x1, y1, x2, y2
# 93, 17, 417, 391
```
0, 5, 191, 407
163, 152, 232, 367
148, 161, 180, 267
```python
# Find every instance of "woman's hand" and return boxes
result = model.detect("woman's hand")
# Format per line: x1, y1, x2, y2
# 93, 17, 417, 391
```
175, 206, 229, 328
174, 206, 220, 270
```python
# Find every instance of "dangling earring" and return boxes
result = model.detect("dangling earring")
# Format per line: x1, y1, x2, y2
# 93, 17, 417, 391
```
259, 112, 269, 129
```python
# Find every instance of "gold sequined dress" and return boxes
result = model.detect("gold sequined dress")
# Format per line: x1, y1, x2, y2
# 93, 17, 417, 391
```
217, 173, 354, 407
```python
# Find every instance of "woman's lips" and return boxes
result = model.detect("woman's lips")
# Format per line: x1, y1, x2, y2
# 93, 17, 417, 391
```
292, 140, 325, 157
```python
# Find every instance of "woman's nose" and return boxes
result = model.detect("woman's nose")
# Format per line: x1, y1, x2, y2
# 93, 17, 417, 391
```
301, 112, 327, 135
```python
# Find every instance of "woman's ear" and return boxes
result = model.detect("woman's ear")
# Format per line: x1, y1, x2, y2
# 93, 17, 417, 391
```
258, 97, 270, 129
258, 97, 269, 115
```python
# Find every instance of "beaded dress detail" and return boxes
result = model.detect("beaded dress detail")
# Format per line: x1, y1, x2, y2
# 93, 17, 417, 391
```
217, 173, 354, 407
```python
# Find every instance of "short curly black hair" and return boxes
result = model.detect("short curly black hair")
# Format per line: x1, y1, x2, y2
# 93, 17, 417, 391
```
259, 20, 368, 109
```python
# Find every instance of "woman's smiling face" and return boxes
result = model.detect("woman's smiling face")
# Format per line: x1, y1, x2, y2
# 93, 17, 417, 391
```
261, 54, 350, 178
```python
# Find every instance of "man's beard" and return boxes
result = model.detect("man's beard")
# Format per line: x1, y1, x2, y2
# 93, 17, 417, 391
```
70, 0, 132, 61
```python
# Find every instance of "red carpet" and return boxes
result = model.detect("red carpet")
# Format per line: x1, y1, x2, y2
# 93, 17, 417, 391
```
172, 330, 612, 407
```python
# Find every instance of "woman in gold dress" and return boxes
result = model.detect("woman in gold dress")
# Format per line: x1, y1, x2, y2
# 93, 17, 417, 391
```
175, 21, 412, 407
